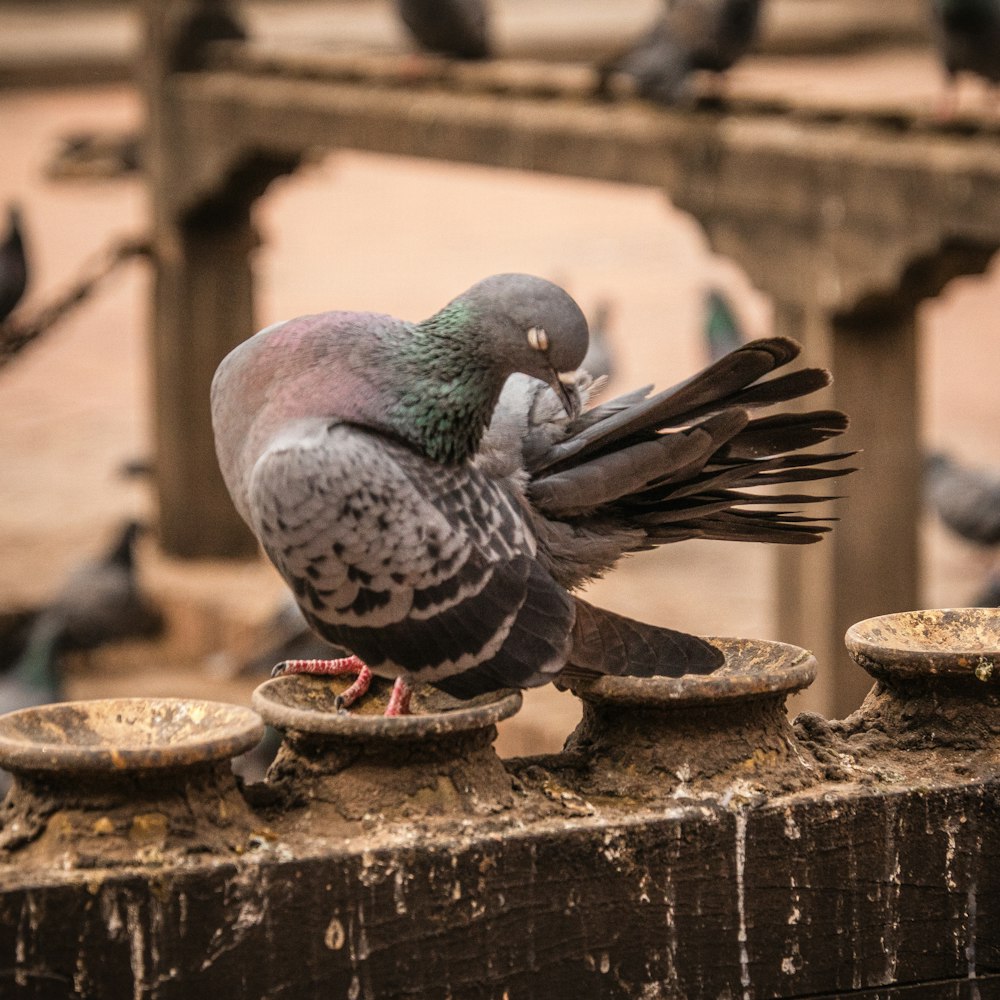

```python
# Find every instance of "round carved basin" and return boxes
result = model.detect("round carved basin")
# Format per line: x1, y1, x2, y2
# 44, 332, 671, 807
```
845, 608, 1000, 684
0, 697, 265, 774
253, 675, 522, 742
567, 636, 816, 707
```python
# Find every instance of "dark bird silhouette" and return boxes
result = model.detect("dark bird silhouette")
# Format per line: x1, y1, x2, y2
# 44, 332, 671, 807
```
929, 0, 1000, 110
395, 0, 491, 59
972, 573, 1000, 607
0, 204, 28, 324
212, 274, 853, 715
598, 0, 762, 106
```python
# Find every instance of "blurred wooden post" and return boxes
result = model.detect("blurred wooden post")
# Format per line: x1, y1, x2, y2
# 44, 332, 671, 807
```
141, 0, 260, 558
771, 304, 921, 717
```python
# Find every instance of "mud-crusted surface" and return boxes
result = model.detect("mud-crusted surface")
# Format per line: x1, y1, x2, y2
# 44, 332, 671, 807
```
0, 697, 263, 773
0, 763, 262, 873
793, 678, 1000, 788
846, 608, 1000, 682
260, 726, 520, 830
544, 695, 819, 800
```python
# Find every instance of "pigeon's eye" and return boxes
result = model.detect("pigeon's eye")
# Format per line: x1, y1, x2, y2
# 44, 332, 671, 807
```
526, 327, 549, 352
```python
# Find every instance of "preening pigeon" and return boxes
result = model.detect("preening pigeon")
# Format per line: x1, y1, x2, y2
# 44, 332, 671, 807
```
597, 0, 762, 106
212, 273, 851, 716
395, 0, 491, 60
0, 204, 28, 324
928, 0, 1000, 106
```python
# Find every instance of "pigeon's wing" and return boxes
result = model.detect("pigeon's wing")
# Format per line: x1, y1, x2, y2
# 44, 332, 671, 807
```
249, 419, 574, 694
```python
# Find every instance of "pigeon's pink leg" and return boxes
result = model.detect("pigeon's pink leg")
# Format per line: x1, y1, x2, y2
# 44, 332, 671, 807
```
384, 677, 413, 717
272, 655, 372, 710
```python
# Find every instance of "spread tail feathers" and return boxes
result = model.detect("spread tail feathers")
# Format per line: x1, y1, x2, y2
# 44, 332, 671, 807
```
524, 338, 856, 588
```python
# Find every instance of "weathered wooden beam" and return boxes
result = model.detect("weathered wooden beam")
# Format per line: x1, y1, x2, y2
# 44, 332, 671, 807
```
0, 777, 996, 998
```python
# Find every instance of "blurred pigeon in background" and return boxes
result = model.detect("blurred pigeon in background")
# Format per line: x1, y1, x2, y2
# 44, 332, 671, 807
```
212, 273, 852, 715
597, 0, 762, 105
580, 297, 616, 387
928, 0, 1000, 112
238, 596, 346, 678
704, 286, 749, 363
0, 520, 164, 793
0, 204, 28, 324
925, 451, 1000, 605
395, 0, 491, 59
2, 520, 163, 698
925, 451, 1000, 548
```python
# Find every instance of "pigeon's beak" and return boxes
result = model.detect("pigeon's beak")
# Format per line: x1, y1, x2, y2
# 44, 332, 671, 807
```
552, 370, 582, 420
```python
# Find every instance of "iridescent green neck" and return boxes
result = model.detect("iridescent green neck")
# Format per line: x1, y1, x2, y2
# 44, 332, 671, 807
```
388, 303, 503, 465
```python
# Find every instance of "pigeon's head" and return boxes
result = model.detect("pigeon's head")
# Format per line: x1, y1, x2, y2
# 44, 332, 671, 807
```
456, 273, 589, 418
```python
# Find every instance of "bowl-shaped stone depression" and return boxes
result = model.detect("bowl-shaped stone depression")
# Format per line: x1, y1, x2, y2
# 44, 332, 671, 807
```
567, 636, 817, 707
845, 608, 1000, 684
0, 697, 265, 774
253, 674, 522, 741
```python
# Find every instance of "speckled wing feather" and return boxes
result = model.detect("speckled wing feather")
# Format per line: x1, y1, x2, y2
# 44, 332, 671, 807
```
249, 418, 574, 693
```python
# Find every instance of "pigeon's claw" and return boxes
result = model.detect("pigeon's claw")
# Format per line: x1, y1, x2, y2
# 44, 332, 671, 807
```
332, 664, 374, 712
271, 654, 373, 712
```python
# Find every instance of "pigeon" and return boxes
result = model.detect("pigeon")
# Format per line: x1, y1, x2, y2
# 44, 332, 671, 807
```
395, 0, 491, 60
580, 298, 616, 387
925, 451, 1000, 547
4, 521, 164, 687
0, 520, 164, 794
928, 0, 1000, 110
0, 204, 28, 325
597, 0, 762, 106
704, 287, 749, 363
212, 273, 851, 716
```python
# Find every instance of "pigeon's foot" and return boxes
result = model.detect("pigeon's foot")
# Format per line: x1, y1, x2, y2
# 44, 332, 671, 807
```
271, 655, 373, 711
384, 677, 413, 717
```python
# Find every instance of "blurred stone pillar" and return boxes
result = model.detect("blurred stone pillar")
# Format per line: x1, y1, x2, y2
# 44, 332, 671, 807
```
141, 0, 293, 558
